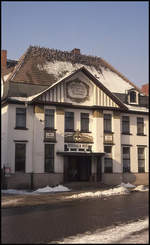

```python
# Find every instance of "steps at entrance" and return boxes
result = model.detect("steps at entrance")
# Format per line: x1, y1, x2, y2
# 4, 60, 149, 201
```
64, 181, 109, 191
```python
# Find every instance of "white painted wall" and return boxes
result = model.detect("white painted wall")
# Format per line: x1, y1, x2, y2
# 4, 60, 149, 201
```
1, 105, 8, 168
2, 102, 149, 177
121, 113, 148, 173
7, 104, 34, 173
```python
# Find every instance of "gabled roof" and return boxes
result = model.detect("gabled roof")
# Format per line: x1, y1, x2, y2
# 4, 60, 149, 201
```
32, 66, 128, 110
5, 45, 142, 93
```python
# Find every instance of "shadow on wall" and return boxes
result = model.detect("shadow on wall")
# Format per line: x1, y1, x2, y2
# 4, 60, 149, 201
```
102, 172, 149, 186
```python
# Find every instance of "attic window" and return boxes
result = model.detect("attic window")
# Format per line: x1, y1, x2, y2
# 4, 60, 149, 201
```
130, 91, 136, 103
128, 89, 139, 105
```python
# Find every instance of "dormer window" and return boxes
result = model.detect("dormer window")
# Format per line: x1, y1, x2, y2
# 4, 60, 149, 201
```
130, 91, 136, 103
128, 89, 139, 105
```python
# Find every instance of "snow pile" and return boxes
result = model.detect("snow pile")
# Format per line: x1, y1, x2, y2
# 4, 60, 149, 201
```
66, 186, 129, 200
34, 185, 70, 193
134, 185, 149, 192
1, 189, 32, 195
51, 218, 148, 244
2, 185, 71, 195
33, 186, 54, 193
118, 182, 136, 188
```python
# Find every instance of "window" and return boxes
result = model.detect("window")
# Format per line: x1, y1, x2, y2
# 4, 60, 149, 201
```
45, 109, 54, 129
104, 146, 112, 173
104, 114, 112, 132
15, 143, 26, 172
137, 117, 144, 135
122, 147, 130, 172
81, 113, 89, 132
45, 144, 54, 173
65, 112, 74, 131
16, 108, 26, 128
138, 147, 145, 173
130, 91, 136, 103
122, 116, 130, 134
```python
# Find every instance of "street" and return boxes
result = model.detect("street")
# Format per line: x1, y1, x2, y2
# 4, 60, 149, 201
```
1, 191, 149, 244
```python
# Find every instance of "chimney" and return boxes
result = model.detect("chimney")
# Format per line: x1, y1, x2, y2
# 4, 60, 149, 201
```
1, 50, 7, 70
71, 48, 80, 55
141, 84, 149, 96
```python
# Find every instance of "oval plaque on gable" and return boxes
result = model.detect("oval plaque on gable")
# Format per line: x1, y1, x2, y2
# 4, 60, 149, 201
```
66, 79, 89, 103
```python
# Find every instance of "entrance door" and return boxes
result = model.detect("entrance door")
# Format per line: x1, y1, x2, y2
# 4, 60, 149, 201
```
65, 156, 91, 182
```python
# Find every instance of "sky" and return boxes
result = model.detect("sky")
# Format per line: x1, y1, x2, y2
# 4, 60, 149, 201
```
1, 1, 149, 88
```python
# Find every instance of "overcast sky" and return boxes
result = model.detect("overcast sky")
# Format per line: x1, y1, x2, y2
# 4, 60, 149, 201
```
2, 1, 148, 88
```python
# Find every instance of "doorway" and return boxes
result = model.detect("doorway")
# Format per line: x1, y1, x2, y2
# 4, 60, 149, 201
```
64, 156, 91, 182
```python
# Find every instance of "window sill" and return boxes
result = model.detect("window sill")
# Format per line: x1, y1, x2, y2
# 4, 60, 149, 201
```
65, 130, 75, 132
104, 131, 114, 134
122, 133, 132, 135
44, 128, 57, 131
80, 131, 91, 133
14, 127, 28, 130
136, 134, 147, 136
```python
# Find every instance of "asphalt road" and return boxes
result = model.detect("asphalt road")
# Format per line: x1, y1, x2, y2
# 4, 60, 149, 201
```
1, 191, 149, 244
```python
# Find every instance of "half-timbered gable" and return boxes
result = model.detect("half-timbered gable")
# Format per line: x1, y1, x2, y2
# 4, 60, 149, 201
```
33, 67, 127, 110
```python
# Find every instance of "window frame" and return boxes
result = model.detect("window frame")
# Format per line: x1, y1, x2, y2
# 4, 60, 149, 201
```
122, 146, 130, 173
138, 147, 145, 173
104, 114, 112, 133
44, 144, 54, 173
65, 111, 74, 132
137, 117, 144, 135
122, 116, 130, 134
16, 108, 26, 129
15, 143, 26, 172
45, 109, 55, 130
81, 113, 89, 132
104, 145, 113, 173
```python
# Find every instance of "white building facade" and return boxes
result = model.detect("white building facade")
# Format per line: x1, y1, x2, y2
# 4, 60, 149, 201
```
1, 47, 149, 189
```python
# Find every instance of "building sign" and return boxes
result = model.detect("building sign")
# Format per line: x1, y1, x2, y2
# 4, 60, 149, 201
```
44, 130, 56, 142
66, 79, 89, 103
46, 132, 55, 138
64, 143, 92, 152
104, 134, 113, 143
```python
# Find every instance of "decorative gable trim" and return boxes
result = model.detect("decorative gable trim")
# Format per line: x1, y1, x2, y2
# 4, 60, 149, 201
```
31, 66, 128, 110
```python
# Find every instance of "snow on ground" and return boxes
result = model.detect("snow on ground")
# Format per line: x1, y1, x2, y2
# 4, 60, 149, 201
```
1, 183, 149, 197
49, 218, 148, 244
34, 185, 70, 193
1, 185, 71, 195
118, 182, 136, 188
66, 186, 130, 200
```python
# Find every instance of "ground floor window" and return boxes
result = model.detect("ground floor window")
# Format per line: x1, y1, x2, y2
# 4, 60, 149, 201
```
122, 147, 130, 172
45, 144, 54, 172
104, 145, 112, 173
15, 143, 26, 172
138, 147, 145, 173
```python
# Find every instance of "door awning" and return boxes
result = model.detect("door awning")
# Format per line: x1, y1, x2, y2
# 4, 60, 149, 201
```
57, 151, 105, 157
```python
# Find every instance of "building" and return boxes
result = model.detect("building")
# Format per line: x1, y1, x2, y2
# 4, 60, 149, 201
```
1, 46, 149, 189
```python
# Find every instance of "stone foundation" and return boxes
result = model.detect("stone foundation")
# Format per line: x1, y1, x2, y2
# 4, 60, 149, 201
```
102, 173, 149, 186
4, 173, 64, 190
3, 172, 149, 190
